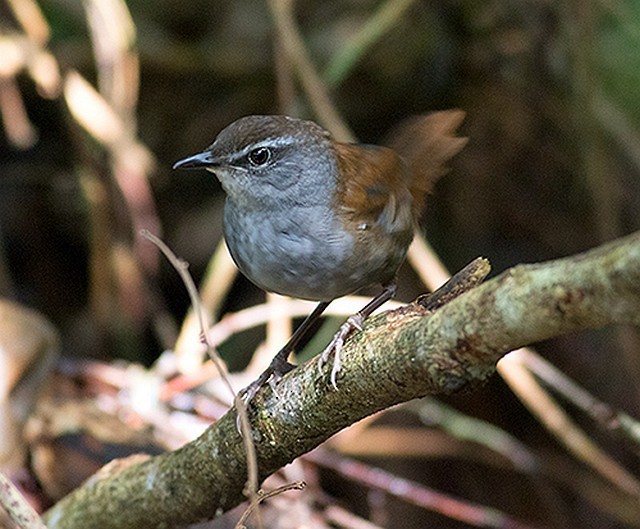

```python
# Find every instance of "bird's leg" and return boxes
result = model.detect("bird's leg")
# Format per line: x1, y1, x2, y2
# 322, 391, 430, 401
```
319, 283, 397, 389
242, 300, 331, 402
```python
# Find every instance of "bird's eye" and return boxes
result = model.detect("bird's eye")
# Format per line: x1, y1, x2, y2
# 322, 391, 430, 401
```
247, 147, 271, 166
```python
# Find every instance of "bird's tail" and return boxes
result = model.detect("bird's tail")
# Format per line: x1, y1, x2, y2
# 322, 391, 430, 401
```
384, 110, 467, 214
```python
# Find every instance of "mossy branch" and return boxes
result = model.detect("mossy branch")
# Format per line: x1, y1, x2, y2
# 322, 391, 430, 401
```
44, 231, 640, 529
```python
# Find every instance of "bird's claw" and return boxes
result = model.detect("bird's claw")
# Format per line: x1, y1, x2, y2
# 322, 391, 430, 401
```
318, 313, 364, 389
240, 358, 295, 405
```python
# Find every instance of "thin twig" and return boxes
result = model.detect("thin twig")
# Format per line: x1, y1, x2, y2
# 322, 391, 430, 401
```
140, 231, 265, 525
406, 233, 452, 291
307, 450, 542, 529
174, 239, 238, 373
6, 0, 49, 45
0, 75, 38, 148
235, 481, 306, 529
273, 29, 297, 114
0, 471, 48, 529
161, 296, 404, 401
593, 92, 640, 174
516, 348, 640, 446
324, 0, 417, 87
267, 0, 355, 142
236, 393, 263, 529
407, 399, 539, 472
140, 231, 234, 396
498, 352, 640, 495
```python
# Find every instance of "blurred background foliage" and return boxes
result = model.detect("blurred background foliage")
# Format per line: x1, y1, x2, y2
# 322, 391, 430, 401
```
2, 0, 640, 527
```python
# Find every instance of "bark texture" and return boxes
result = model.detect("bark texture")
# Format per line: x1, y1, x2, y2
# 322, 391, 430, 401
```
44, 231, 640, 529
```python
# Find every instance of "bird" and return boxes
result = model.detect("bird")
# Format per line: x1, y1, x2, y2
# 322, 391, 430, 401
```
173, 111, 467, 398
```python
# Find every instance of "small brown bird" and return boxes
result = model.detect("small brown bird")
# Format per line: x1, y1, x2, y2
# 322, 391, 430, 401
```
174, 111, 466, 396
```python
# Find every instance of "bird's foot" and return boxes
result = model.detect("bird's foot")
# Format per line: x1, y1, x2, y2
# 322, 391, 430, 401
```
236, 359, 295, 433
241, 356, 295, 404
318, 313, 364, 389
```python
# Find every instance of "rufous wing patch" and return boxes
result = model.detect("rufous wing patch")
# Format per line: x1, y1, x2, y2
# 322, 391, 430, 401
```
332, 143, 408, 224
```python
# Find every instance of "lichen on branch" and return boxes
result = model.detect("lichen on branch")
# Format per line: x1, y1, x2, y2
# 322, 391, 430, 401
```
44, 231, 640, 529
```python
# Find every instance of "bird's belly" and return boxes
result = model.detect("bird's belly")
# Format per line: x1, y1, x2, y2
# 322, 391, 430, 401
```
223, 207, 407, 301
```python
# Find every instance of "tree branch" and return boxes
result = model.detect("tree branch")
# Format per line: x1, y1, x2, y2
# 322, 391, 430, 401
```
44, 231, 640, 529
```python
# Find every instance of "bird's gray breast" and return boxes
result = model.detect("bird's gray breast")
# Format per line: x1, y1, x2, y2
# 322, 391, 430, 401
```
223, 202, 356, 301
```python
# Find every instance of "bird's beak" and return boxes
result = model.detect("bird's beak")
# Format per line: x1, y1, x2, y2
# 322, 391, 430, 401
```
172, 151, 218, 170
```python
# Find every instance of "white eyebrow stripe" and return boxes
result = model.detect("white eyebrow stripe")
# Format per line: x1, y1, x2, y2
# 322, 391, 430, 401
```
228, 135, 298, 163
